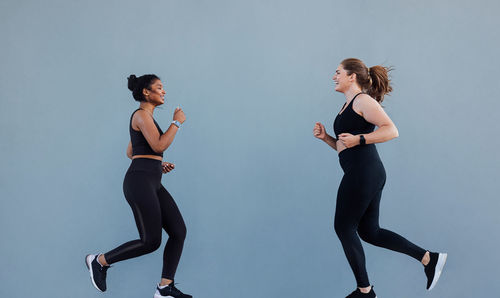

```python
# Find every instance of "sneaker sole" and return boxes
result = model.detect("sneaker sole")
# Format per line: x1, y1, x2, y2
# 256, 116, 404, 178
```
153, 293, 175, 298
428, 252, 447, 291
85, 254, 104, 292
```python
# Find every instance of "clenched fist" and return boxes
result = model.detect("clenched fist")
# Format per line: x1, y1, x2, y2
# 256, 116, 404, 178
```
313, 122, 326, 140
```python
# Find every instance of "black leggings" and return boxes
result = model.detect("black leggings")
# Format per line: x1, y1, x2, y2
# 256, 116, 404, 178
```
334, 145, 426, 288
104, 158, 187, 280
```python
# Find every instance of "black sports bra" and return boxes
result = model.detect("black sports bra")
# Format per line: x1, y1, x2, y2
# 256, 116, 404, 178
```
130, 109, 164, 157
333, 93, 375, 139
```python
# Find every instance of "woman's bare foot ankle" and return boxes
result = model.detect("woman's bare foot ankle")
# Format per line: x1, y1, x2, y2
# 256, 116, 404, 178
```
359, 285, 372, 293
98, 254, 109, 267
159, 278, 173, 287
421, 251, 430, 266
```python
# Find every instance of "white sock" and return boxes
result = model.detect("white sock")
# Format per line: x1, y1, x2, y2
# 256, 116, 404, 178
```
158, 283, 169, 289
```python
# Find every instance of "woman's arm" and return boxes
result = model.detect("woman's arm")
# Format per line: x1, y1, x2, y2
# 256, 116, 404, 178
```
323, 134, 338, 151
358, 95, 399, 143
313, 122, 338, 151
133, 108, 186, 154
338, 94, 398, 147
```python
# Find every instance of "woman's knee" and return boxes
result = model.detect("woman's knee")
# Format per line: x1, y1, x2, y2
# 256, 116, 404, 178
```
143, 235, 162, 253
175, 223, 187, 241
167, 222, 187, 242
358, 227, 378, 243
334, 218, 355, 239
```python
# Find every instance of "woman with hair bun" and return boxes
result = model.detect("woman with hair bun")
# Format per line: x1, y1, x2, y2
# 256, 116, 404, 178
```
85, 74, 192, 298
313, 58, 447, 297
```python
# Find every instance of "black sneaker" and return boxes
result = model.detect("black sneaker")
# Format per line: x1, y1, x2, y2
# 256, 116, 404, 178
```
346, 286, 377, 298
85, 254, 110, 292
424, 252, 447, 290
154, 282, 192, 298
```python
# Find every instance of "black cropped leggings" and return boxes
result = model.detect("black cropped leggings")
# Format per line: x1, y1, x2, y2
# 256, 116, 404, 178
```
104, 158, 187, 280
334, 145, 426, 288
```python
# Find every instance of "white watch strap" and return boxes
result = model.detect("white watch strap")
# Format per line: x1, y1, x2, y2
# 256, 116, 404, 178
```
171, 120, 181, 128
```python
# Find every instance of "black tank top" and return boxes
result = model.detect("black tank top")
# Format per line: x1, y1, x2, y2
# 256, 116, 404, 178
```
334, 93, 375, 139
130, 109, 164, 157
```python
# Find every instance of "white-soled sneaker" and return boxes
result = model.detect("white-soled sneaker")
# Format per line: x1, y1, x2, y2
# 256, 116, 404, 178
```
85, 254, 110, 292
425, 252, 447, 290
154, 282, 192, 298
346, 286, 377, 298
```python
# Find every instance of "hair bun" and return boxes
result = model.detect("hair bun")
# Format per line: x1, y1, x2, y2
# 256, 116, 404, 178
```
127, 74, 138, 91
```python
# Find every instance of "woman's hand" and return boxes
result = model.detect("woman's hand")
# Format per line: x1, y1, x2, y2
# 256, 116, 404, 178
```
313, 122, 327, 140
162, 162, 175, 173
173, 107, 186, 124
338, 133, 360, 148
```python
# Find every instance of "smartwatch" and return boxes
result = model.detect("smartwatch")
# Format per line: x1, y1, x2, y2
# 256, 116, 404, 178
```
171, 120, 181, 128
359, 135, 366, 145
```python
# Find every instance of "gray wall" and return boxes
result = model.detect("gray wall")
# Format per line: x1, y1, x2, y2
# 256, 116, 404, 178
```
1, 0, 498, 297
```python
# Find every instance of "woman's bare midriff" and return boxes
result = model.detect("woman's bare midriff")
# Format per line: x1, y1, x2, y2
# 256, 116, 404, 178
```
337, 140, 347, 154
132, 155, 163, 161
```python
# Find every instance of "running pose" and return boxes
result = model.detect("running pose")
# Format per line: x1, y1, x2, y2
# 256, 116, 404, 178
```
313, 58, 447, 298
85, 74, 192, 298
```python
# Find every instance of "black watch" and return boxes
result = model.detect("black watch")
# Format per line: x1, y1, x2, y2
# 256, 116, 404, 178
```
359, 135, 366, 145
